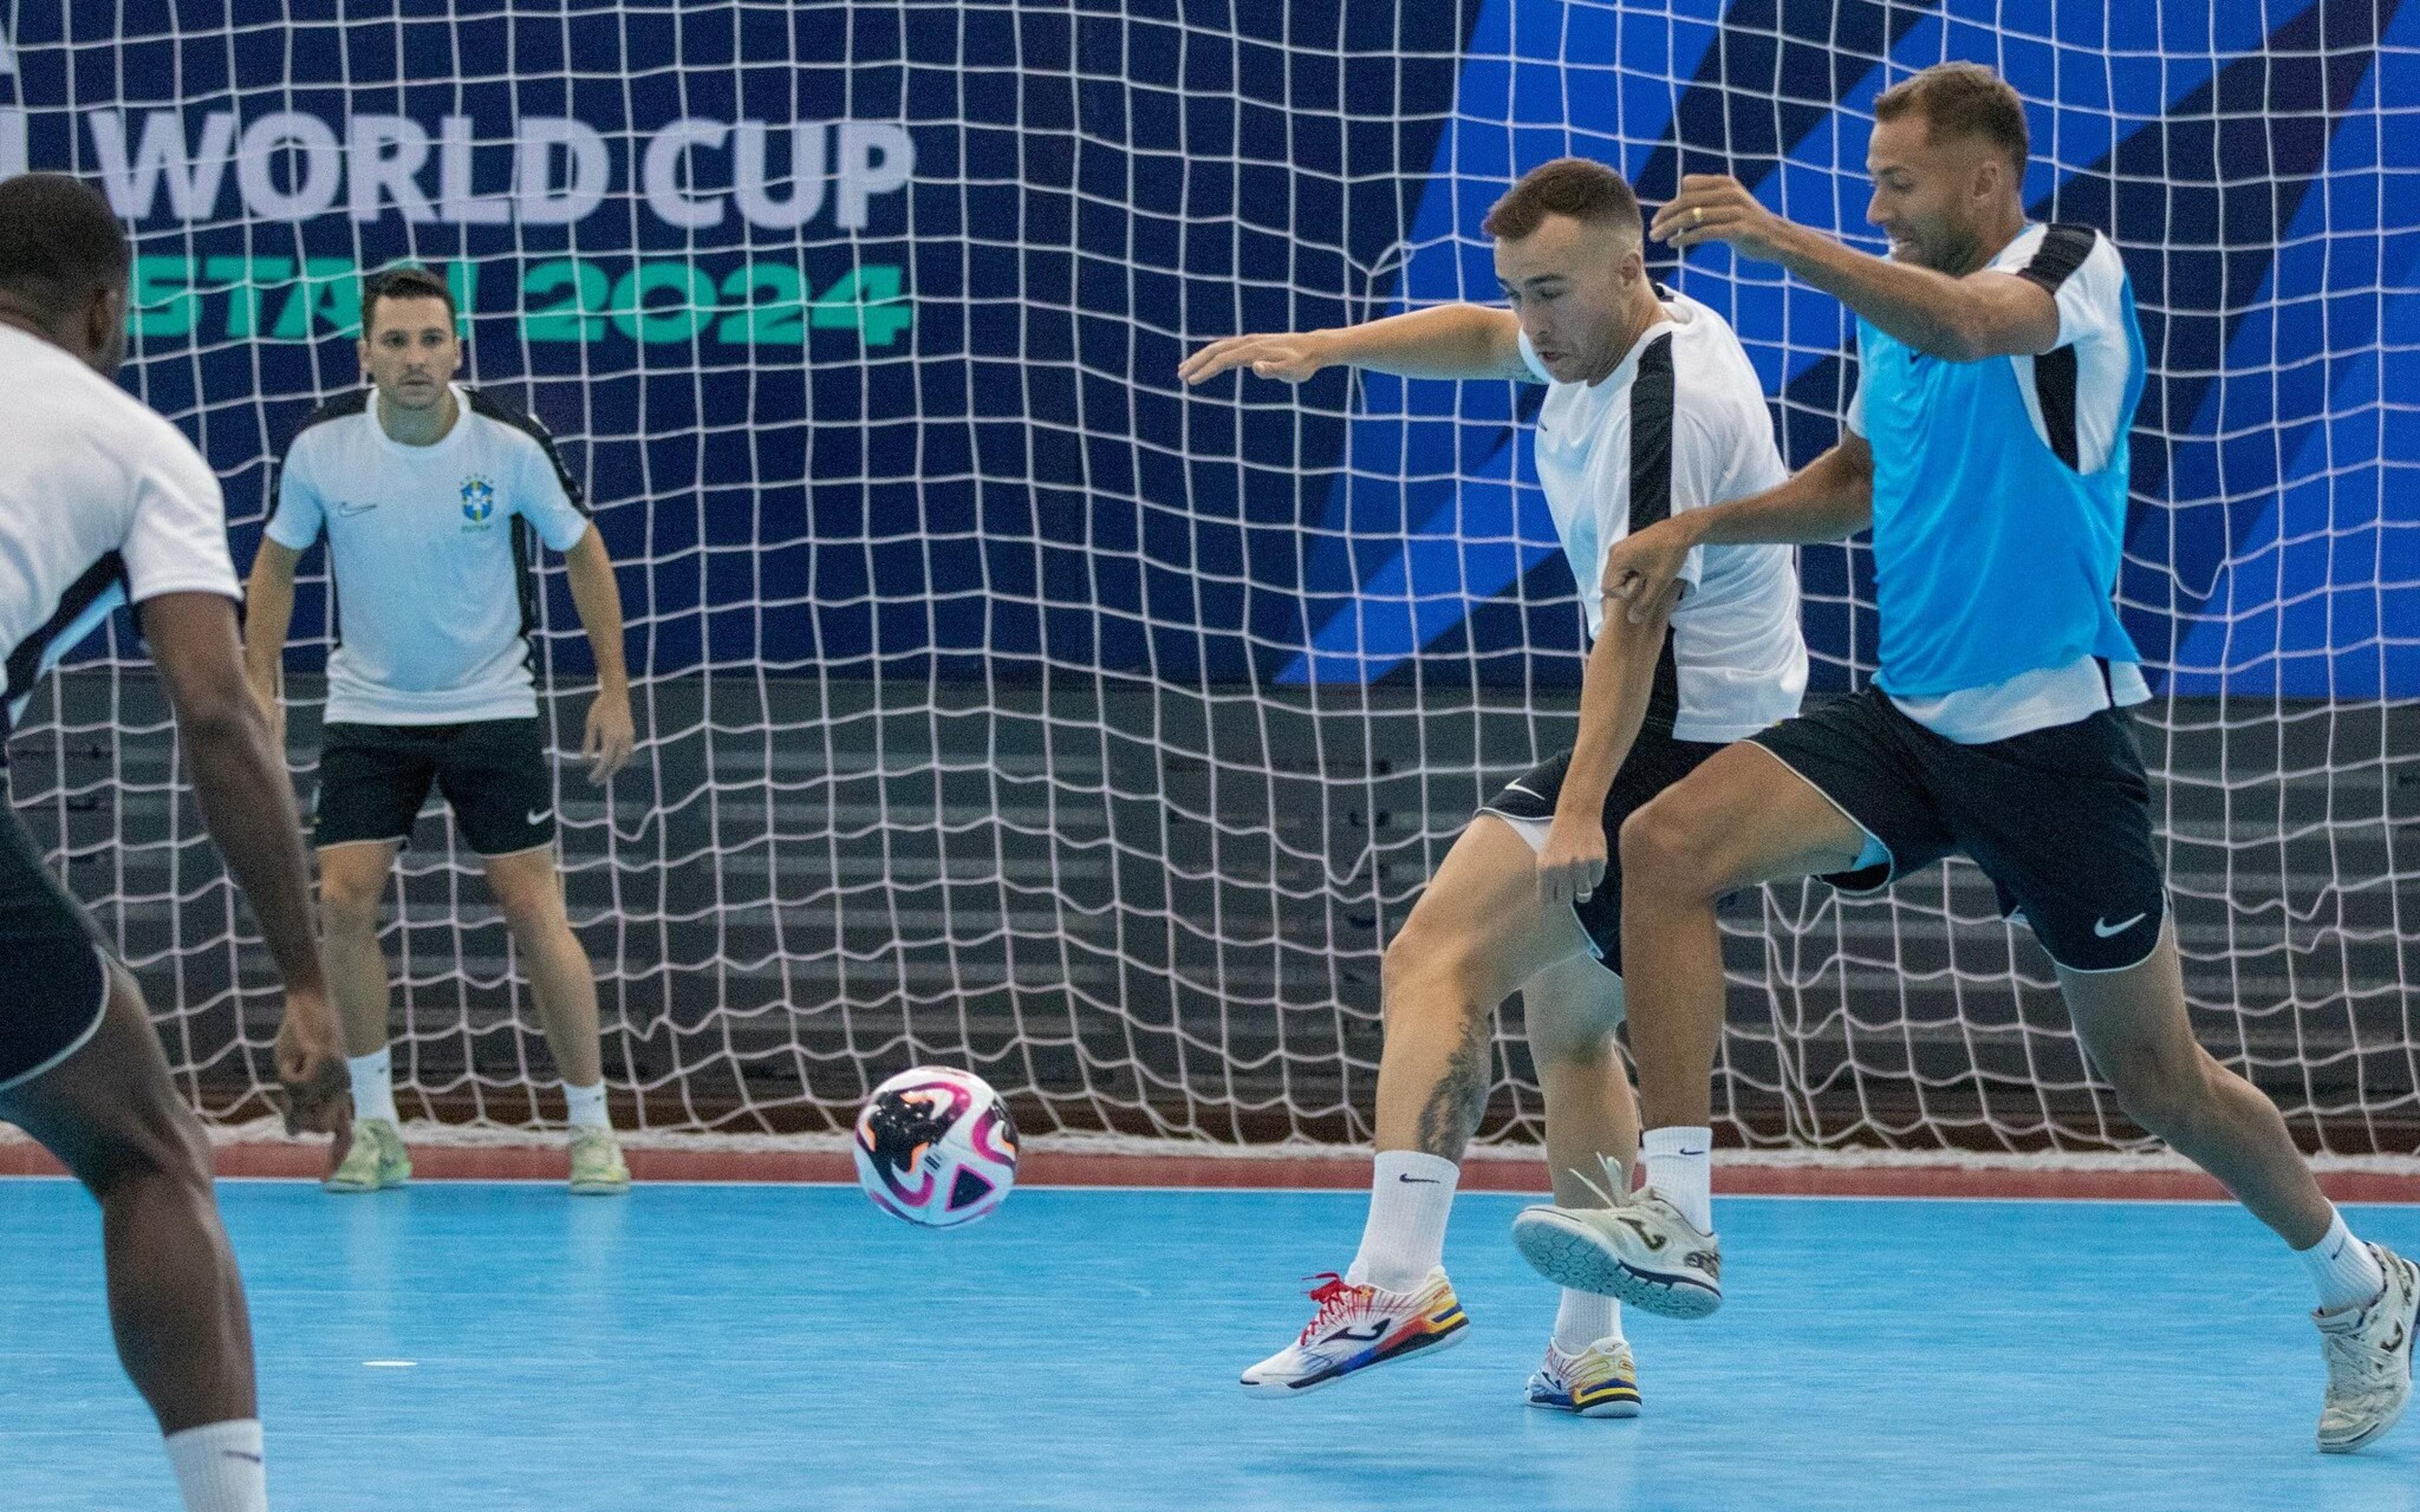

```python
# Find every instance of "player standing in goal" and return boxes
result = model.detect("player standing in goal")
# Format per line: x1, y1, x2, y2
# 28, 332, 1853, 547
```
1509, 63, 2419, 1453
244, 266, 638, 1194
0, 173, 350, 1512
1181, 158, 1806, 1412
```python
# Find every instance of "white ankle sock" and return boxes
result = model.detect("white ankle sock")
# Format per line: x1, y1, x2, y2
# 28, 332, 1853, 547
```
164, 1419, 266, 1512
1553, 1288, 1622, 1353
1347, 1150, 1458, 1292
2298, 1207, 2387, 1314
1640, 1126, 1714, 1232
563, 1080, 611, 1131
347, 1048, 397, 1125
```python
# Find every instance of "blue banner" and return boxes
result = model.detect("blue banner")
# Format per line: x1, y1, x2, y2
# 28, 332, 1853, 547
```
2, 0, 2408, 696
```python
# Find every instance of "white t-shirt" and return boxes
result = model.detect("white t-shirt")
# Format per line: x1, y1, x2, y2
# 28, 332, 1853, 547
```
1847, 224, 2149, 743
267, 386, 592, 726
0, 324, 241, 728
1521, 290, 1806, 744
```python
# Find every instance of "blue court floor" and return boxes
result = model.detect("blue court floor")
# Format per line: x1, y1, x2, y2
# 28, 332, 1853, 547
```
3, 1179, 2417, 1511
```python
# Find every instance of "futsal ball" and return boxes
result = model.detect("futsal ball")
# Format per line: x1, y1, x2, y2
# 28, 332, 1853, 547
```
852, 1067, 1020, 1227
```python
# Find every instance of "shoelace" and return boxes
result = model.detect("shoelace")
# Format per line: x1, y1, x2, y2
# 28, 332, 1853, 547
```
1566, 1152, 1634, 1211
1298, 1271, 1373, 1344
2323, 1319, 2403, 1394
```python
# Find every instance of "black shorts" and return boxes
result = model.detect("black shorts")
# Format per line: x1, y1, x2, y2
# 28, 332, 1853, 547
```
1477, 728, 1726, 973
314, 718, 557, 857
1748, 687, 2167, 972
0, 799, 110, 1090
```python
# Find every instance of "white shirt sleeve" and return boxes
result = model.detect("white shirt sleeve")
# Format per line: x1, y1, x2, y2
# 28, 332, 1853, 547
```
1843, 367, 1866, 438
1514, 327, 1555, 386
511, 432, 592, 553
2040, 232, 2128, 355
263, 433, 325, 551
2006, 227, 2135, 474
121, 425, 241, 604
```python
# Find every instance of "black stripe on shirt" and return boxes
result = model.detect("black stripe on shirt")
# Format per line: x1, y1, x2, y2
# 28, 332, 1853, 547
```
2014, 227, 2097, 472
2034, 343, 2082, 471
4, 551, 130, 726
2014, 224, 2098, 297
462, 390, 579, 672
1626, 332, 1681, 736
464, 387, 589, 515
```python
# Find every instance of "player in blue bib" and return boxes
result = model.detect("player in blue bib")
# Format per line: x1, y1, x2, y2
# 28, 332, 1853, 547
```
1506, 63, 2418, 1453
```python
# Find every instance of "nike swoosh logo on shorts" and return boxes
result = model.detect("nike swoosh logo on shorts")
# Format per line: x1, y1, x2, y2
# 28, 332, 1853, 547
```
2093, 913, 2147, 938
335, 501, 377, 516
527, 808, 550, 826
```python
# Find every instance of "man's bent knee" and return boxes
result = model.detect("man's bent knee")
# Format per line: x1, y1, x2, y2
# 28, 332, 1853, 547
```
1380, 924, 1490, 1028
318, 880, 386, 937
1619, 796, 1719, 903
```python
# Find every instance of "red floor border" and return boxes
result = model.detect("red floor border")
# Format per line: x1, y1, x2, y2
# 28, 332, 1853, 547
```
6, 1140, 2420, 1201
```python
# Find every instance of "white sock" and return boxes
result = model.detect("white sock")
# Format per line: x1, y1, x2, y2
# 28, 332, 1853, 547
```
1641, 1126, 1714, 1232
347, 1048, 397, 1125
563, 1080, 611, 1131
1346, 1151, 1458, 1293
1553, 1288, 1622, 1354
2298, 1207, 2388, 1314
164, 1419, 266, 1512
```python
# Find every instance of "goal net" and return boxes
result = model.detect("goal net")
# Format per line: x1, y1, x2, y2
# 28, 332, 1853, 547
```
3, 1, 2413, 1159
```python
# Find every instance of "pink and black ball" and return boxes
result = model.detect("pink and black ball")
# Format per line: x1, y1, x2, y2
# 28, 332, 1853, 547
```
852, 1068, 1019, 1227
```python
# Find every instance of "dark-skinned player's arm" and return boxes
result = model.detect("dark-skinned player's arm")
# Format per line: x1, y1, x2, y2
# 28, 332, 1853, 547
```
1598, 433, 1875, 628
1649, 175, 2060, 362
142, 590, 351, 1160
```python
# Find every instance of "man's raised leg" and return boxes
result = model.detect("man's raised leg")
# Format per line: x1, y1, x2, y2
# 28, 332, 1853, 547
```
1241, 814, 1594, 1393
0, 969, 268, 1511
1512, 743, 1864, 1316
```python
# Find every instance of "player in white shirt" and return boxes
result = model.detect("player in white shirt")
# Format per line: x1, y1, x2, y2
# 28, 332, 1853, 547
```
1180, 158, 1806, 1412
243, 267, 638, 1194
0, 173, 348, 1512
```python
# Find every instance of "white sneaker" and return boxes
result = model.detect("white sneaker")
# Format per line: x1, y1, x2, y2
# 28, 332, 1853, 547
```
2316, 1242, 2420, 1453
1526, 1337, 1640, 1418
1239, 1268, 1469, 1394
1511, 1183, 1722, 1320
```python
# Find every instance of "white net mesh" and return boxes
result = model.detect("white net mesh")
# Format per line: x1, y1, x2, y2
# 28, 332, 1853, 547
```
2, 1, 2412, 1156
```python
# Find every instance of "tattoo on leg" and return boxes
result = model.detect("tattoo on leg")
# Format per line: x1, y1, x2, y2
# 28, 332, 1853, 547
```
1415, 1008, 1493, 1159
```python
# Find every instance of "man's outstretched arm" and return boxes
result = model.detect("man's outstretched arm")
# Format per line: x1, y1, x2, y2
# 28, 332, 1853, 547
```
1178, 304, 1530, 387
1649, 175, 2060, 362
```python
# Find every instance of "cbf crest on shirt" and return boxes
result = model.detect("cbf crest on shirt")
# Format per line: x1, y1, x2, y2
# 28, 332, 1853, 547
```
265, 385, 592, 727
459, 473, 498, 528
